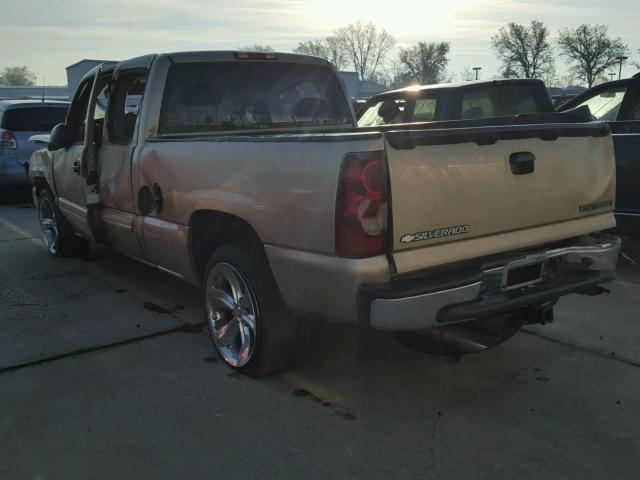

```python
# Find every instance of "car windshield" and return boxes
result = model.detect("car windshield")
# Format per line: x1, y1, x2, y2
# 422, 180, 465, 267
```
1, 105, 68, 131
575, 87, 627, 120
159, 62, 352, 134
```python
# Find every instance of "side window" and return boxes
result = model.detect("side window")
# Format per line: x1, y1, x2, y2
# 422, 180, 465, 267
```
357, 99, 406, 126
461, 91, 494, 119
412, 98, 438, 122
576, 87, 626, 121
619, 87, 640, 121
68, 77, 94, 143
108, 73, 147, 143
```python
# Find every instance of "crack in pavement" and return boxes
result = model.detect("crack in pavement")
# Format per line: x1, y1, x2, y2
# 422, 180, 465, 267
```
0, 322, 206, 376
522, 329, 640, 368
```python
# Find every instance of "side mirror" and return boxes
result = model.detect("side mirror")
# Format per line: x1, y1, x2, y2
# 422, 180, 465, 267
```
47, 123, 70, 151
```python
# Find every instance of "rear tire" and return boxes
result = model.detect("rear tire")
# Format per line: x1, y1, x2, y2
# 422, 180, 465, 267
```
203, 242, 299, 377
37, 189, 90, 258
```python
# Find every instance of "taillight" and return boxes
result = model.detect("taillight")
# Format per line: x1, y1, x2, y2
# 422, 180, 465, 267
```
336, 151, 389, 258
0, 130, 17, 149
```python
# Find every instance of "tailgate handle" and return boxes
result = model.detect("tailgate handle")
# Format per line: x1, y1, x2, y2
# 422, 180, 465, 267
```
509, 152, 535, 175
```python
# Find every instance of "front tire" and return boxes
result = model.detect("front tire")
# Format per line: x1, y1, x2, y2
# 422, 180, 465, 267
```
37, 189, 90, 257
203, 242, 299, 377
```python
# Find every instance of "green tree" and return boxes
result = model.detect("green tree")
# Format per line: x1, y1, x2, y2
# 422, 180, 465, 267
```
399, 42, 450, 84
0, 66, 36, 86
557, 25, 628, 87
293, 36, 347, 70
490, 20, 554, 79
333, 22, 395, 81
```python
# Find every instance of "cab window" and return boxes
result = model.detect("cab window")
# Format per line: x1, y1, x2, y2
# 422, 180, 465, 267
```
576, 87, 627, 121
108, 73, 147, 143
412, 98, 437, 122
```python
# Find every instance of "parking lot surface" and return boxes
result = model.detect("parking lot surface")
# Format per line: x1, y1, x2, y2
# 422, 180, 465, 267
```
1, 197, 639, 479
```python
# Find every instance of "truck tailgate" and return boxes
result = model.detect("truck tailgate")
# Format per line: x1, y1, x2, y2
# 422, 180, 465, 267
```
384, 123, 616, 274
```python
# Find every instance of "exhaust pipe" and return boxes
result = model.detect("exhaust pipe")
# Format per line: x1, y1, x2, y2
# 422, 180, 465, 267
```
420, 325, 499, 353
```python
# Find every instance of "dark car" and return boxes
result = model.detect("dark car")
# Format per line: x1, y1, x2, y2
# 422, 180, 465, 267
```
558, 74, 640, 238
356, 79, 554, 126
0, 100, 69, 189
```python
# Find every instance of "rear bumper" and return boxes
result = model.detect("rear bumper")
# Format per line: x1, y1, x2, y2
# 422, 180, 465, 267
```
363, 234, 620, 331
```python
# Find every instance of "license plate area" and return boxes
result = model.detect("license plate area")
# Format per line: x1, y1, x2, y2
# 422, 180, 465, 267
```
501, 257, 545, 291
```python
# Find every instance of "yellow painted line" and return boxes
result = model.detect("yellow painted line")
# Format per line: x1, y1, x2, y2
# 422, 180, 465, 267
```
279, 371, 343, 403
0, 218, 40, 244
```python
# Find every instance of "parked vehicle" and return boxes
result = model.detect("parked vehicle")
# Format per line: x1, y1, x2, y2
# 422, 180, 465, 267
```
558, 74, 640, 238
356, 79, 553, 126
0, 100, 69, 188
30, 52, 619, 376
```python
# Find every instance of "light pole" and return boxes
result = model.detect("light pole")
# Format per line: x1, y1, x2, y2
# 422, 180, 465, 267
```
473, 67, 481, 80
616, 56, 628, 80
609, 72, 616, 81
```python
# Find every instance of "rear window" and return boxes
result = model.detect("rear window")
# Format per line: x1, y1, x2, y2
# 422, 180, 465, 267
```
158, 62, 352, 134
1, 106, 68, 131
460, 83, 550, 120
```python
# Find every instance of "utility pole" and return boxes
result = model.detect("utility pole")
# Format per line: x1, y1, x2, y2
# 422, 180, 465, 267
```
473, 67, 481, 80
616, 56, 628, 80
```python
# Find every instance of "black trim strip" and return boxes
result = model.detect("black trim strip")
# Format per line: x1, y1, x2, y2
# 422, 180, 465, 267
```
384, 123, 610, 150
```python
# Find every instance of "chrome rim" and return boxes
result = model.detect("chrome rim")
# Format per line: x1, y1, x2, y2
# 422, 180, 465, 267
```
205, 262, 258, 368
39, 196, 59, 254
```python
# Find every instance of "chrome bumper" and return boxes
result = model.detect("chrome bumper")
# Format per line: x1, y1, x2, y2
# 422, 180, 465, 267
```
367, 234, 621, 331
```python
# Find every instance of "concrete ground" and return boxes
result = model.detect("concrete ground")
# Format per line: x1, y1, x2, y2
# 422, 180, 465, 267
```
1, 195, 639, 480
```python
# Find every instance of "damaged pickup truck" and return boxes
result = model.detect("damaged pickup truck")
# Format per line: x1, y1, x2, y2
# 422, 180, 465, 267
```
29, 51, 620, 376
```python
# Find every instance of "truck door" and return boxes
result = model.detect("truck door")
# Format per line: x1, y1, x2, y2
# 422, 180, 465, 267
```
52, 73, 100, 240
97, 66, 150, 259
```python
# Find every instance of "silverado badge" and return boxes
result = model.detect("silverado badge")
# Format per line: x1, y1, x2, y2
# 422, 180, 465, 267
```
400, 225, 470, 243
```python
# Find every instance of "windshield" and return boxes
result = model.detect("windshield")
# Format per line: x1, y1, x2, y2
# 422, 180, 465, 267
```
1, 105, 68, 131
159, 62, 352, 134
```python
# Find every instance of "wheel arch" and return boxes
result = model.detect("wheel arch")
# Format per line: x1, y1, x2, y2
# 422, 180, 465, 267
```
189, 209, 265, 283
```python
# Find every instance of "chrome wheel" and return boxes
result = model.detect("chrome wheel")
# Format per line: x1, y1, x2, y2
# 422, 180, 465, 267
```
205, 262, 259, 368
39, 195, 59, 254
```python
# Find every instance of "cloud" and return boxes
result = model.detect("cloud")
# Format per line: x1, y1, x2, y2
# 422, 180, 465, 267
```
2, 0, 639, 84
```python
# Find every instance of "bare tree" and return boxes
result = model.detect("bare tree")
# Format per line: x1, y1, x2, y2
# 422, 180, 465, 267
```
333, 22, 395, 81
557, 25, 628, 87
398, 42, 450, 85
0, 66, 36, 86
490, 20, 554, 79
237, 44, 274, 52
460, 67, 475, 81
293, 37, 347, 70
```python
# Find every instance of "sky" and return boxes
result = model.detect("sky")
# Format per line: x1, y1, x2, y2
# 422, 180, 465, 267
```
2, 0, 639, 86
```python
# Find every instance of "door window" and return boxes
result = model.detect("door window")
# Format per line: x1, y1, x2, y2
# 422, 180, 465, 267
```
68, 77, 94, 143
108, 73, 147, 143
576, 87, 627, 121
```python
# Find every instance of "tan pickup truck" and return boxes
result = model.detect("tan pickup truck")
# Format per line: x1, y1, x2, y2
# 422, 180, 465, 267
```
29, 51, 620, 376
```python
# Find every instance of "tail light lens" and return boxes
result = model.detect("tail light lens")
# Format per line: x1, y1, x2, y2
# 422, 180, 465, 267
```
0, 130, 17, 149
336, 151, 389, 258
